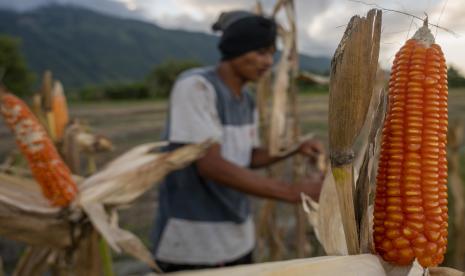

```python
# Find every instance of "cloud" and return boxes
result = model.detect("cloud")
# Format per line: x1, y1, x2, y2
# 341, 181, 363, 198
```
154, 13, 214, 32
1, 0, 464, 72
145, 0, 262, 32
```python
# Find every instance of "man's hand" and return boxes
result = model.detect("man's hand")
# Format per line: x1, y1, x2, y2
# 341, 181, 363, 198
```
298, 138, 325, 159
289, 171, 324, 203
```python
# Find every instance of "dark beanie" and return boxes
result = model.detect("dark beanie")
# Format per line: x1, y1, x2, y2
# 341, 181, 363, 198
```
212, 11, 277, 60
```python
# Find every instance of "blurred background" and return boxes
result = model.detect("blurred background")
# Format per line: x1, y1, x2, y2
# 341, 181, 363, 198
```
0, 0, 464, 274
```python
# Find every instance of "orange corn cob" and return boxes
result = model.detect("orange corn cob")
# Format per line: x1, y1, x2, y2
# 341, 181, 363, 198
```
373, 20, 448, 267
0, 91, 78, 207
51, 82, 69, 141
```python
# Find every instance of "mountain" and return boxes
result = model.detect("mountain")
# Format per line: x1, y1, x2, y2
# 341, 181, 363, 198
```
0, 5, 331, 89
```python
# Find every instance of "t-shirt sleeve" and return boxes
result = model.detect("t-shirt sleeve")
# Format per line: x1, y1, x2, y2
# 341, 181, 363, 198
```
168, 75, 222, 144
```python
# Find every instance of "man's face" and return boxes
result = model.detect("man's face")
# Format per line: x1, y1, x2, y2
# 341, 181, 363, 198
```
230, 46, 275, 82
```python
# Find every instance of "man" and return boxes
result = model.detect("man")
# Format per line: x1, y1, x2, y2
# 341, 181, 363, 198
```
152, 10, 324, 272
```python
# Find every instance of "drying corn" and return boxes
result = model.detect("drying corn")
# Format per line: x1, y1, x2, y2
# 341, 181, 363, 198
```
373, 20, 448, 267
0, 91, 78, 207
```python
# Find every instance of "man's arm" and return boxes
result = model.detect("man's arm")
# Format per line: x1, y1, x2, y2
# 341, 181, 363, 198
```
250, 139, 325, 169
250, 147, 295, 169
196, 143, 322, 203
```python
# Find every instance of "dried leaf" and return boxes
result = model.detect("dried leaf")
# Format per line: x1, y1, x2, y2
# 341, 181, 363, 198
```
82, 203, 160, 272
355, 87, 387, 253
0, 173, 72, 248
303, 167, 347, 255
301, 194, 319, 239
0, 173, 58, 214
111, 227, 160, 272
381, 258, 424, 276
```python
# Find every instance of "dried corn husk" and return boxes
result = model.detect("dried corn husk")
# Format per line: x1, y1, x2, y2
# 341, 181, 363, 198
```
328, 8, 382, 255
0, 173, 72, 248
302, 167, 347, 255
74, 132, 113, 153
0, 140, 212, 272
78, 140, 210, 205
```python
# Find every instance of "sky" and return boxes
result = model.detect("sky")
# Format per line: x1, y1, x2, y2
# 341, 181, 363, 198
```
1, 0, 464, 73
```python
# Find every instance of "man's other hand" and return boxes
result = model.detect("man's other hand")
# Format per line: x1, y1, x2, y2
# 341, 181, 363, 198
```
290, 171, 324, 203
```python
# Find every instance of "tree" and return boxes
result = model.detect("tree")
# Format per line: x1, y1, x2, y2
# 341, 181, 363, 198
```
146, 59, 201, 98
0, 35, 35, 97
447, 65, 465, 88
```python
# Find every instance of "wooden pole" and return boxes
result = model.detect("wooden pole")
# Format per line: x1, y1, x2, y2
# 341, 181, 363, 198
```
284, 0, 310, 258
255, 66, 286, 261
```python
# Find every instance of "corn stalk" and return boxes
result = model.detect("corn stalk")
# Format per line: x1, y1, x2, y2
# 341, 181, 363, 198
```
38, 71, 57, 140
328, 9, 381, 255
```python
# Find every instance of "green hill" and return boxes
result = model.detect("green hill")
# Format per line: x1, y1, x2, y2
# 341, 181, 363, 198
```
0, 5, 330, 89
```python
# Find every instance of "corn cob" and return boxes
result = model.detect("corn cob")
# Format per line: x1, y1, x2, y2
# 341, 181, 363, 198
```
0, 91, 78, 207
373, 20, 448, 267
51, 81, 69, 141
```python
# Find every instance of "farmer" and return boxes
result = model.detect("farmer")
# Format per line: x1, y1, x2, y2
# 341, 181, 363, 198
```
151, 10, 324, 272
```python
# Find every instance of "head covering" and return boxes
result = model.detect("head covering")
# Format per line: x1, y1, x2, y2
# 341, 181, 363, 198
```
212, 10, 277, 60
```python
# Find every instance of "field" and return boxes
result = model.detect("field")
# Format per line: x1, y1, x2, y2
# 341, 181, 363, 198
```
0, 88, 464, 274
